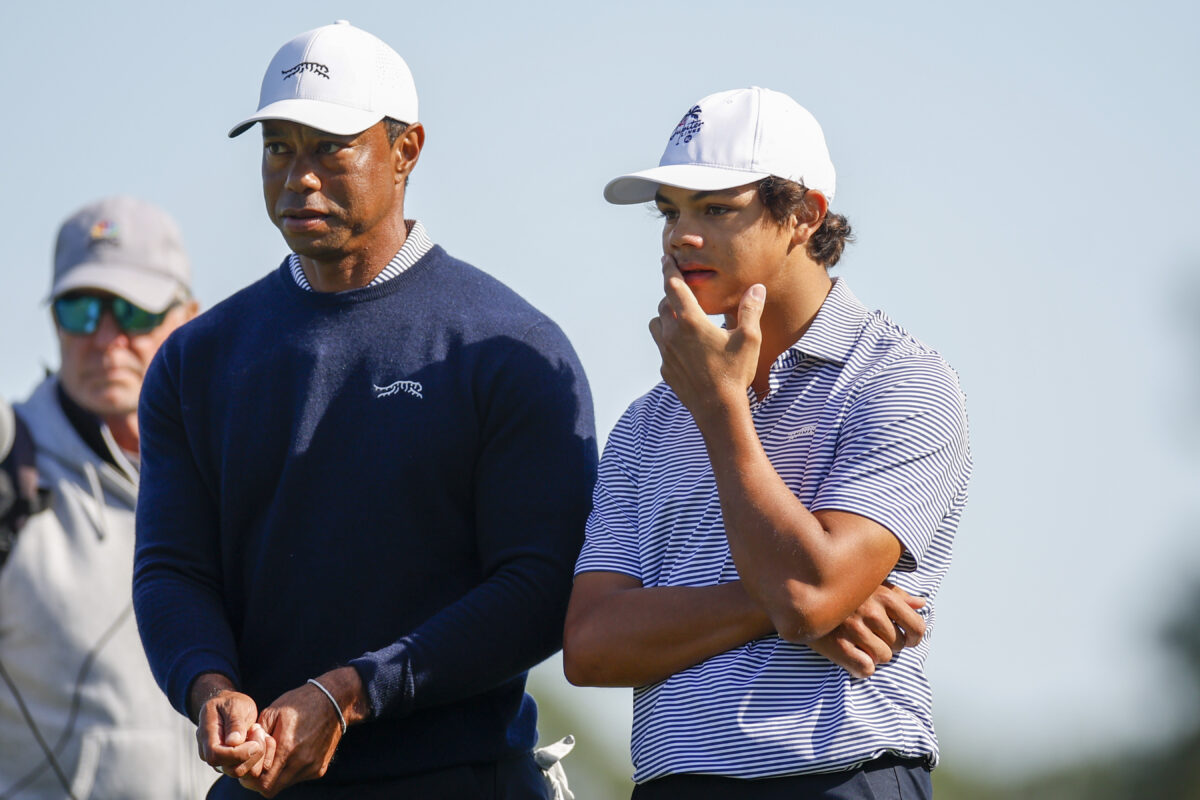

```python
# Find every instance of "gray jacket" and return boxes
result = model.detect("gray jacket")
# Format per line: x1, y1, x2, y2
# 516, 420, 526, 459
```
0, 377, 213, 799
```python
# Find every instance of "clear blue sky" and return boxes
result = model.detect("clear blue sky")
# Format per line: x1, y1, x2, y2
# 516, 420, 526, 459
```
3, 0, 1198, 781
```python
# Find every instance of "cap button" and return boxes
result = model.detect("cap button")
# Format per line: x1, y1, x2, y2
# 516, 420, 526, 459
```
333, 19, 350, 25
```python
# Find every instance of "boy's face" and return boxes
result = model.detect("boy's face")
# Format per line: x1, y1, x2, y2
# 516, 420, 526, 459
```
654, 182, 795, 316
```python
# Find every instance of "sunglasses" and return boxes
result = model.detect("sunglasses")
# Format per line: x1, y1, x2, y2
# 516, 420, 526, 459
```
53, 293, 174, 336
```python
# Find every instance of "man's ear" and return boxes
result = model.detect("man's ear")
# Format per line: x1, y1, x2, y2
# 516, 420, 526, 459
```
180, 298, 201, 324
790, 190, 828, 247
394, 122, 425, 185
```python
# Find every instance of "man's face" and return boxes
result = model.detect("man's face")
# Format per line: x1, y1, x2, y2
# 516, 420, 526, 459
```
654, 183, 796, 316
56, 292, 197, 418
261, 120, 403, 261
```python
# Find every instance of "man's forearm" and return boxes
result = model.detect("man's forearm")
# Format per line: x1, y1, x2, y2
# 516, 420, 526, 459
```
348, 558, 576, 720
136, 358, 244, 714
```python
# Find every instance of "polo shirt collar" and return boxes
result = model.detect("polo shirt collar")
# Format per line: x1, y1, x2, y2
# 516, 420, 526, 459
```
788, 277, 869, 366
287, 219, 433, 292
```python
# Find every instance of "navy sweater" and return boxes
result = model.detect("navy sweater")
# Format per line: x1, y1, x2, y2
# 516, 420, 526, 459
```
133, 246, 597, 786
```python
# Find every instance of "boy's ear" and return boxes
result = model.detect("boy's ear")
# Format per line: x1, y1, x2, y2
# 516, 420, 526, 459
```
790, 190, 828, 247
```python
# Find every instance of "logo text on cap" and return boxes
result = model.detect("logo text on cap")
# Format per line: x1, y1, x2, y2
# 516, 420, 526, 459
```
669, 106, 703, 146
281, 62, 330, 80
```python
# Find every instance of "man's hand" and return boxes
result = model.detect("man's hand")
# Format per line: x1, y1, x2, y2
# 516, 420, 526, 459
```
649, 256, 765, 421
191, 674, 275, 781
240, 667, 367, 798
808, 584, 926, 679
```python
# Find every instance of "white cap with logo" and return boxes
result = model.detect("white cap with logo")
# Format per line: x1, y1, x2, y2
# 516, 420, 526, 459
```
229, 20, 418, 138
604, 87, 836, 206
50, 196, 192, 314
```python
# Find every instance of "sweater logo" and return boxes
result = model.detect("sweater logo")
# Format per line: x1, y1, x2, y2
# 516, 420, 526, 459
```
373, 380, 423, 399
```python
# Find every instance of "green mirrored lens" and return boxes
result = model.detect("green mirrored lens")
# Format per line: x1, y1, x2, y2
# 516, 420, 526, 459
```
53, 294, 169, 335
111, 297, 167, 334
53, 295, 103, 334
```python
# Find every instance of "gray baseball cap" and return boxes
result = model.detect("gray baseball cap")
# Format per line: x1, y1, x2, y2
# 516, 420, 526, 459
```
50, 196, 192, 313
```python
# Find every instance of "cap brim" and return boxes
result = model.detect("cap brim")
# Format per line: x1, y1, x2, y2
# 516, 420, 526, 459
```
49, 263, 182, 313
603, 164, 772, 205
228, 99, 387, 138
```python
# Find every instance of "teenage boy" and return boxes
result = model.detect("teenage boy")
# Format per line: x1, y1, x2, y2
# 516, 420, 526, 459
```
565, 87, 970, 798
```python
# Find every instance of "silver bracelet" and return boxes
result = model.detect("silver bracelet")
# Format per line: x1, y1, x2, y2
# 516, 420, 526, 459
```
306, 678, 347, 735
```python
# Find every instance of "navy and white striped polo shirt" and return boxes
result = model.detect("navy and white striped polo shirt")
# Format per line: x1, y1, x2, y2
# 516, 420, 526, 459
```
288, 219, 433, 290
575, 278, 971, 782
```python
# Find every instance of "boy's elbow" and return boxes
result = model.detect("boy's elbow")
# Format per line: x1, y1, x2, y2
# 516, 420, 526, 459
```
561, 652, 592, 687
562, 615, 631, 687
767, 581, 842, 644
561, 626, 601, 686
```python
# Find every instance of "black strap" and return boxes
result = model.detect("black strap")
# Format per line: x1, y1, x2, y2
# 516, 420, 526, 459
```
56, 383, 119, 470
0, 413, 50, 568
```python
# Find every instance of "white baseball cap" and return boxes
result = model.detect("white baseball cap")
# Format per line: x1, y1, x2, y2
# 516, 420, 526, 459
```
229, 20, 418, 138
50, 196, 192, 314
604, 87, 836, 205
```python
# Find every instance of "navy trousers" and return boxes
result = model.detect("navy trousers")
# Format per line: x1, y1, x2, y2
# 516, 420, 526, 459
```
630, 754, 932, 800
208, 751, 549, 800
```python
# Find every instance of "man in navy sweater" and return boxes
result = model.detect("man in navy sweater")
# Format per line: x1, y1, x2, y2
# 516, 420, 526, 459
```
133, 21, 597, 799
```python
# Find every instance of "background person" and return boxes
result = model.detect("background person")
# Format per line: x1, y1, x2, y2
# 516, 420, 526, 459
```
564, 87, 971, 798
0, 195, 210, 798
133, 20, 596, 799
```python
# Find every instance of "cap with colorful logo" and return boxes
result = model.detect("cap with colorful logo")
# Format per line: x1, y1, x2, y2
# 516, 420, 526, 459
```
604, 87, 837, 205
50, 196, 192, 313
229, 20, 418, 138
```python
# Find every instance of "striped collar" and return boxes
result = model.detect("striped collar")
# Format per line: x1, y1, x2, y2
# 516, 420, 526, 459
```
752, 279, 869, 405
287, 220, 434, 292
789, 277, 869, 366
